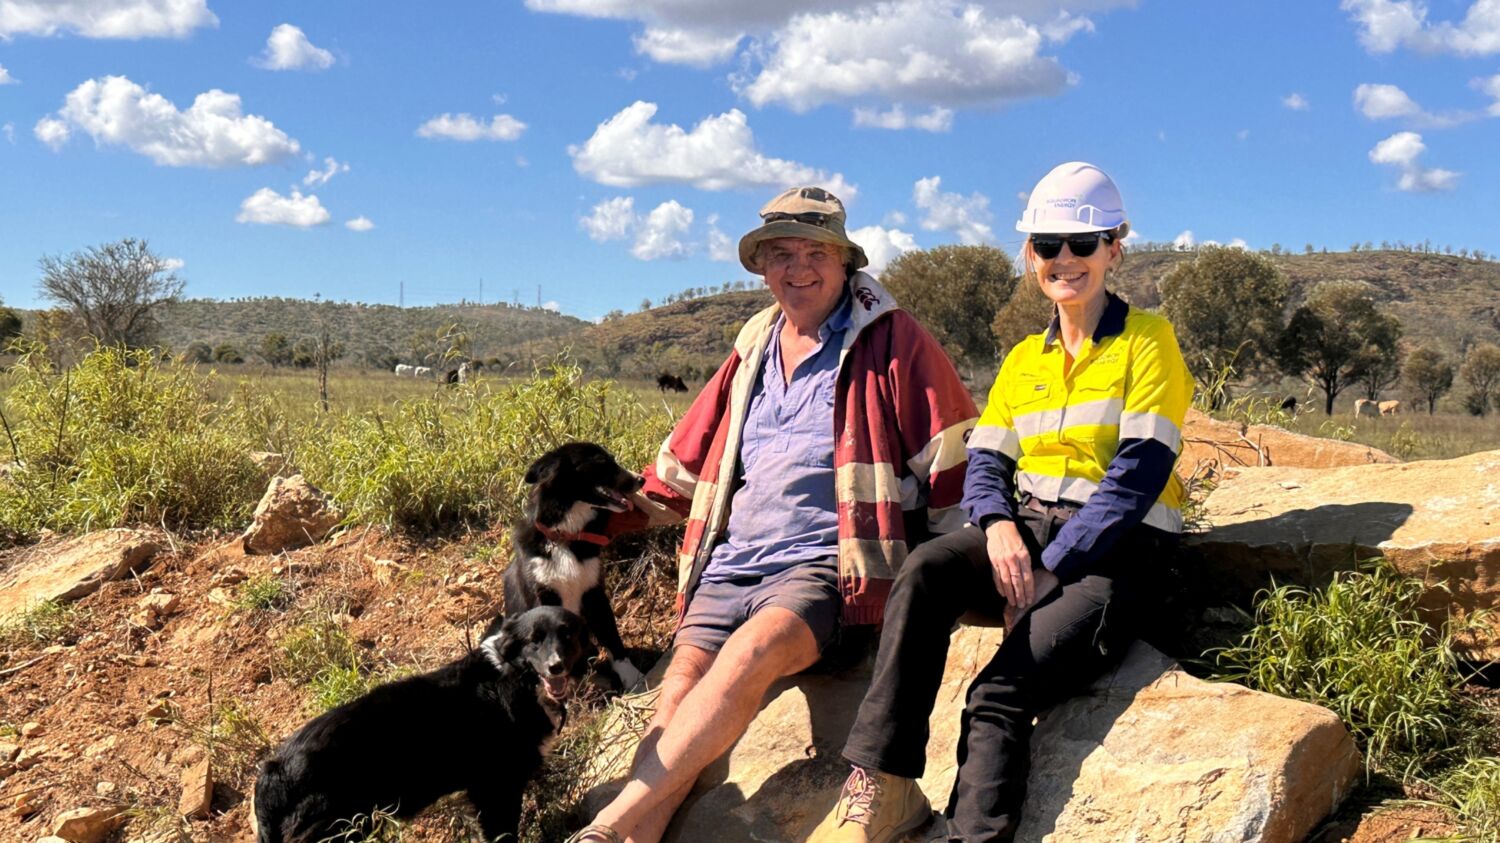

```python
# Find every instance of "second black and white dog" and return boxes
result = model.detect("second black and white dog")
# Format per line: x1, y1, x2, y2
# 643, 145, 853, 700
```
253, 606, 591, 842
504, 441, 646, 692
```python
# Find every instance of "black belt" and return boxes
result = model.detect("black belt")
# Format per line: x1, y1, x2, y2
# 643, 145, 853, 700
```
1020, 495, 1079, 522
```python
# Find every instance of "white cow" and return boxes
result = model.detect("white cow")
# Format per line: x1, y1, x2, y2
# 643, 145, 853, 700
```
1353, 398, 1380, 418
414, 366, 434, 380
394, 364, 415, 377
457, 362, 472, 384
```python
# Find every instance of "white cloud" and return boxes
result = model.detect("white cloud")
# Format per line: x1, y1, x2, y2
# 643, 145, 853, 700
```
1283, 92, 1310, 110
254, 23, 334, 71
580, 196, 636, 242
492, 93, 508, 105
1236, 128, 1250, 141
236, 188, 331, 227
160, 257, 185, 271
633, 27, 742, 66
849, 224, 919, 274
416, 113, 527, 141
39, 75, 300, 166
632, 200, 694, 260
569, 101, 855, 197
707, 213, 736, 262
1228, 238, 1249, 249
0, 64, 15, 84
542, 300, 561, 312
1351, 82, 1473, 127
1173, 230, 1196, 250
736, 1, 1080, 112
580, 195, 707, 260
913, 176, 993, 245
852, 105, 954, 132
883, 210, 908, 226
34, 116, 70, 149
1342, 0, 1500, 56
2, 122, 14, 144
1474, 71, 1500, 115
345, 216, 375, 232
303, 156, 349, 186
1368, 131, 1460, 192
0, 0, 217, 39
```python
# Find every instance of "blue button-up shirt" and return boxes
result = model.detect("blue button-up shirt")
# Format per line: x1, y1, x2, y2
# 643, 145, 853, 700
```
701, 291, 852, 583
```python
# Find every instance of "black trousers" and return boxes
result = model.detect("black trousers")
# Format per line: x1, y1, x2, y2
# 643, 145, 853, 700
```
841, 511, 1167, 842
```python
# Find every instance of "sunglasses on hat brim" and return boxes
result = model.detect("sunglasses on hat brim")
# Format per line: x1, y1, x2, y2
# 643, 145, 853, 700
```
762, 211, 833, 228
1029, 231, 1116, 260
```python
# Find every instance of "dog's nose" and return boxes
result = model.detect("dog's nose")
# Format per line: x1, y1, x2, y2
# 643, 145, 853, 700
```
547, 660, 565, 676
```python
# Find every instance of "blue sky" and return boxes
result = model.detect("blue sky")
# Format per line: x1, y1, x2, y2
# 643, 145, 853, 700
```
1, 0, 1497, 320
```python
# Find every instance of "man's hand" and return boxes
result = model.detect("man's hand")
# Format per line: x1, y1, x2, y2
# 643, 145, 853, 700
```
1004, 568, 1060, 631
984, 519, 1033, 608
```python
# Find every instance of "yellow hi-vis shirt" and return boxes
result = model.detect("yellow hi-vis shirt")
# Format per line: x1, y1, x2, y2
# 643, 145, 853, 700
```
970, 296, 1193, 534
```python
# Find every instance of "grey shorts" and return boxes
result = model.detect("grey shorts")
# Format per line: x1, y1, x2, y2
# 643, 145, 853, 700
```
675, 562, 841, 655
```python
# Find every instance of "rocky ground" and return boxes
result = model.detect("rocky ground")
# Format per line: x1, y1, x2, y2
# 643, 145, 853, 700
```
0, 524, 680, 843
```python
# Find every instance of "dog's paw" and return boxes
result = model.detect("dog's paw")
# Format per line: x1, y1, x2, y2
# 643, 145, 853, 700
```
613, 659, 646, 693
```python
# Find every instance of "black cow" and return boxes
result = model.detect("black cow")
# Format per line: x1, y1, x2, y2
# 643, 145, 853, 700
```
656, 373, 688, 393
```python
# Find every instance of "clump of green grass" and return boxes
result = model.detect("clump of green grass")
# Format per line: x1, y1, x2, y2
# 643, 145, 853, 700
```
0, 346, 271, 544
168, 698, 272, 789
232, 573, 291, 612
278, 614, 372, 713
1213, 563, 1497, 838
1213, 564, 1479, 769
298, 359, 673, 533
316, 806, 408, 842
0, 599, 85, 650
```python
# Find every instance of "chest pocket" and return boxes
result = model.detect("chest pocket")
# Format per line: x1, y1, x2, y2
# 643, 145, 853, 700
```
1063, 356, 1127, 442
791, 376, 837, 468
1005, 378, 1053, 414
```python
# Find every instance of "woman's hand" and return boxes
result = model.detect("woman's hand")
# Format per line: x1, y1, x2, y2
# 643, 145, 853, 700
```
984, 519, 1033, 608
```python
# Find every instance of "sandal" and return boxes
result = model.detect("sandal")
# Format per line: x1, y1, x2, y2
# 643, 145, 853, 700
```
564, 824, 623, 843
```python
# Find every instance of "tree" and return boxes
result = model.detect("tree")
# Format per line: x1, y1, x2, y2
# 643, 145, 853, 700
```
1403, 346, 1453, 414
37, 238, 184, 348
1357, 335, 1404, 401
1460, 342, 1500, 417
213, 343, 244, 364
1277, 281, 1401, 415
990, 275, 1054, 359
292, 338, 317, 368
182, 341, 213, 364
880, 244, 1016, 371
0, 301, 21, 349
1159, 246, 1288, 405
257, 332, 293, 368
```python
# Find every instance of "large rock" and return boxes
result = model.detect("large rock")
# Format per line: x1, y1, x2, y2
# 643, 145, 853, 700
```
0, 529, 163, 619
582, 631, 1358, 842
1187, 450, 1500, 656
1178, 409, 1397, 482
241, 474, 343, 555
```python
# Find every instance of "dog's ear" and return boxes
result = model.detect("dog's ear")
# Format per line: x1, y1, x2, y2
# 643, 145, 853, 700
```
524, 452, 561, 486
480, 613, 506, 642
495, 614, 527, 662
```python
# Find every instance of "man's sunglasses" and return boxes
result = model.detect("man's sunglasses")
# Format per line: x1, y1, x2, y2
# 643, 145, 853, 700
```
763, 211, 833, 228
1029, 231, 1115, 260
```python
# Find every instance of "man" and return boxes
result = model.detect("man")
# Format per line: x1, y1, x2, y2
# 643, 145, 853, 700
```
569, 186, 977, 843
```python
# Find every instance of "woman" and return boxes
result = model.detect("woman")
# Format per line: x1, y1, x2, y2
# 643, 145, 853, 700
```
809, 162, 1193, 843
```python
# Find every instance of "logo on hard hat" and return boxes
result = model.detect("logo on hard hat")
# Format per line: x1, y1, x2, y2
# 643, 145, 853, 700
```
1046, 197, 1078, 208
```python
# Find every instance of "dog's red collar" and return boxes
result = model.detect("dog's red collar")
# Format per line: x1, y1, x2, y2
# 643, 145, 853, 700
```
535, 522, 611, 547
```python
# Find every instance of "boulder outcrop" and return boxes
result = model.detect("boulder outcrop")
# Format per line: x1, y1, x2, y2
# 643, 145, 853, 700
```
241, 474, 343, 555
582, 632, 1358, 842
1187, 450, 1500, 656
1177, 409, 1397, 482
0, 529, 163, 619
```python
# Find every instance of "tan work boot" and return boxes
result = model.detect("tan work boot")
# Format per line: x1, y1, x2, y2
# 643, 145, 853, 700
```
808, 765, 932, 843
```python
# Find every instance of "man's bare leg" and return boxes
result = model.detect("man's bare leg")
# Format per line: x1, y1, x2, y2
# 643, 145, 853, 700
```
590, 607, 820, 841
621, 645, 714, 843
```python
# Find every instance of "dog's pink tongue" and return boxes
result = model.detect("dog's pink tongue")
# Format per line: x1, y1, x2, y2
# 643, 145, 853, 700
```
543, 676, 568, 701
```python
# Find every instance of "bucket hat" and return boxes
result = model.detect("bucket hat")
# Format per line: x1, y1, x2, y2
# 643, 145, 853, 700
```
738, 186, 869, 274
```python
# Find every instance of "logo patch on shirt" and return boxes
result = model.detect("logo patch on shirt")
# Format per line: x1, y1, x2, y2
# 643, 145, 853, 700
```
1034, 383, 1047, 391
854, 287, 880, 310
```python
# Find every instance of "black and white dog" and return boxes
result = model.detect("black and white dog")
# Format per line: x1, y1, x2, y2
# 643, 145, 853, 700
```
504, 442, 646, 692
253, 606, 591, 843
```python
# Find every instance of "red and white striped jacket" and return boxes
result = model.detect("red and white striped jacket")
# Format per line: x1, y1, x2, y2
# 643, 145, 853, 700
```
611, 273, 977, 626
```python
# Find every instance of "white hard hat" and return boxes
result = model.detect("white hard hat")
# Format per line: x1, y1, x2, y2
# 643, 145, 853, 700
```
1016, 161, 1129, 236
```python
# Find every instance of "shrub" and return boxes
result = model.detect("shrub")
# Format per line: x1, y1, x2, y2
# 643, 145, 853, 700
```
278, 614, 374, 713
0, 347, 268, 544
0, 599, 84, 651
298, 359, 673, 532
1213, 564, 1485, 772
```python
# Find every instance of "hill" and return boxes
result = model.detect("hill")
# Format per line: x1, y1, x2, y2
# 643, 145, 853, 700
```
1110, 249, 1500, 357
150, 298, 587, 369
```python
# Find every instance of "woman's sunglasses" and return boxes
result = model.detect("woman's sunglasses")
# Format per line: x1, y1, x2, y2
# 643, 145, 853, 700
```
1029, 231, 1115, 260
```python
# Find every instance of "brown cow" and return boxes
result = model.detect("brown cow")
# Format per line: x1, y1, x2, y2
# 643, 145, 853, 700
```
1378, 400, 1401, 416
1354, 398, 1380, 418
